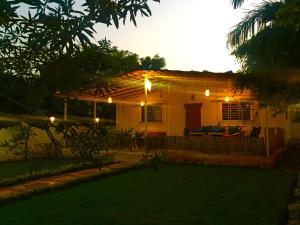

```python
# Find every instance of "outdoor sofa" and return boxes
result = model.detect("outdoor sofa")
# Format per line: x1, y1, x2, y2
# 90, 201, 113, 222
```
186, 126, 241, 137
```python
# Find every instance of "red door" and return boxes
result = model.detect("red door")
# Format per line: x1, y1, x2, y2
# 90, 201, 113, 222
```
184, 103, 202, 130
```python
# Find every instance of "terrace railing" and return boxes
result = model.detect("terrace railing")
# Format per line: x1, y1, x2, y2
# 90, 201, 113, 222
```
146, 136, 266, 156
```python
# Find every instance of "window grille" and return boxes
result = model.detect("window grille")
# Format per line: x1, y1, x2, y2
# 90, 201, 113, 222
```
222, 102, 251, 121
141, 105, 162, 122
291, 105, 300, 123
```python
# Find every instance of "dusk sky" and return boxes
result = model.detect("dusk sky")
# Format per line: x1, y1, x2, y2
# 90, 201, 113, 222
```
95, 0, 262, 72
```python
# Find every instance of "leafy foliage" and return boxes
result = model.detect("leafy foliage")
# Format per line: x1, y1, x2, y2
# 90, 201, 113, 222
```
228, 1, 283, 48
140, 54, 166, 70
229, 0, 300, 110
63, 123, 107, 162
0, 40, 142, 114
276, 0, 300, 31
114, 128, 145, 151
0, 122, 34, 160
40, 40, 140, 92
0, 118, 144, 162
0, 0, 159, 78
1, 0, 160, 56
0, 0, 161, 115
230, 0, 247, 9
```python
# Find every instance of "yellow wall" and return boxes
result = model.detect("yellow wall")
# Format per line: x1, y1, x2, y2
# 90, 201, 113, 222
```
116, 90, 169, 134
115, 78, 295, 140
116, 82, 256, 136
0, 126, 63, 160
285, 105, 300, 140
289, 123, 300, 140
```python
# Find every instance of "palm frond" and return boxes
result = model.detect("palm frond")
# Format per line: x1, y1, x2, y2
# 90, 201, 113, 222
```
228, 1, 284, 48
231, 0, 247, 9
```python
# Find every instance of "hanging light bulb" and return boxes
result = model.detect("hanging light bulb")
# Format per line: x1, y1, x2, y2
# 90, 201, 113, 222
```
145, 78, 152, 92
205, 89, 210, 97
108, 97, 112, 103
140, 101, 144, 106
95, 117, 100, 123
225, 96, 230, 102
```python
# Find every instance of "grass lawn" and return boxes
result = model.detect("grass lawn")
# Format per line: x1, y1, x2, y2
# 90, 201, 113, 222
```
0, 159, 75, 179
0, 163, 295, 225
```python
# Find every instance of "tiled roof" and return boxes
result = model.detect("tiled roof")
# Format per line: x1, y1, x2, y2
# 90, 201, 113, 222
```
59, 69, 235, 102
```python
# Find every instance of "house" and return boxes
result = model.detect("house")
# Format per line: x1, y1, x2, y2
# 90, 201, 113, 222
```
63, 69, 300, 162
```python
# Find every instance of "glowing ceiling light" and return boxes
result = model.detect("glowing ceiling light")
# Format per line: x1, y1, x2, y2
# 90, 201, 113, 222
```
145, 78, 151, 92
108, 97, 112, 103
95, 117, 100, 123
225, 96, 230, 102
205, 89, 210, 97
140, 101, 144, 106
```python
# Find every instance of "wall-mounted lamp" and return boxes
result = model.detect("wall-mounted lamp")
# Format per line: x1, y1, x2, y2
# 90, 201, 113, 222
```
49, 116, 55, 123
205, 89, 210, 97
108, 97, 112, 103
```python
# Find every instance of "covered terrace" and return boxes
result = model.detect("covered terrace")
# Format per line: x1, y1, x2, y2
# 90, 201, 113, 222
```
59, 69, 285, 167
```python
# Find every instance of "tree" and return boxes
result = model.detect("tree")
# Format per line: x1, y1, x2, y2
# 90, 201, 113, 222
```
40, 40, 140, 92
140, 54, 166, 70
0, 40, 140, 114
276, 0, 300, 31
0, 0, 160, 79
0, 0, 161, 114
228, 0, 300, 110
0, 39, 167, 115
230, 0, 247, 9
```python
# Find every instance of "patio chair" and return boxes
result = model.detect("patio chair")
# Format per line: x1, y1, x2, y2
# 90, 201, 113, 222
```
249, 126, 261, 137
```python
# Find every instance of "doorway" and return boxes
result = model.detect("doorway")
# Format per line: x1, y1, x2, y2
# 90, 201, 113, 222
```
184, 103, 202, 130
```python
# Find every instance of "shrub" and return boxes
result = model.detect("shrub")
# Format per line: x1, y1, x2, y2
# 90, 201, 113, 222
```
1, 122, 34, 160
289, 203, 300, 221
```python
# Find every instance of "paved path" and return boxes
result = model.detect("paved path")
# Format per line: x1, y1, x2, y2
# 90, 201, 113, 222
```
1, 147, 297, 201
0, 151, 144, 200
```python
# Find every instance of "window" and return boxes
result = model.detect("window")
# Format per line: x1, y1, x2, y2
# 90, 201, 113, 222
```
141, 105, 162, 122
222, 102, 251, 121
291, 105, 300, 123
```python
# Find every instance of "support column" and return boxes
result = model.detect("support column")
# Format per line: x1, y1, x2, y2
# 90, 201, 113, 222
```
144, 77, 148, 153
168, 84, 171, 136
64, 96, 68, 121
265, 107, 270, 156
93, 101, 97, 122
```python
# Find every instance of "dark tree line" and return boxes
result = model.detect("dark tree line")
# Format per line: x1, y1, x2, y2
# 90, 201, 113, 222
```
228, 0, 300, 110
0, 0, 165, 115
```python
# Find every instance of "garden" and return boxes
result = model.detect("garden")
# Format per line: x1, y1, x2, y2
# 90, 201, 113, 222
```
0, 0, 300, 224
0, 118, 143, 187
0, 163, 295, 225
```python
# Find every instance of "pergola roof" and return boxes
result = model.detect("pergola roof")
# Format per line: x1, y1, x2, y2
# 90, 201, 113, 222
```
60, 69, 235, 102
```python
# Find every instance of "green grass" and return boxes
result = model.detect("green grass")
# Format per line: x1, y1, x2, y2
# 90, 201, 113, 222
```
0, 159, 75, 179
0, 163, 295, 225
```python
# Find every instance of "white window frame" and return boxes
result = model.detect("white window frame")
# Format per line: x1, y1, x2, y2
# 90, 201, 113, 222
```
140, 104, 163, 123
222, 102, 251, 121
